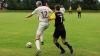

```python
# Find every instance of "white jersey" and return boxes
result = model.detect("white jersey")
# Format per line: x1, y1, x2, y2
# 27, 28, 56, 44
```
32, 6, 52, 22
60, 7, 65, 14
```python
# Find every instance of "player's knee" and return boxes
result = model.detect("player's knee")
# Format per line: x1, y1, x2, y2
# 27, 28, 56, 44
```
35, 38, 40, 40
36, 34, 41, 40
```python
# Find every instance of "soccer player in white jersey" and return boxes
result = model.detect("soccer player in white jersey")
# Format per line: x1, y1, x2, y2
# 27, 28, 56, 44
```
25, 1, 53, 55
60, 5, 65, 14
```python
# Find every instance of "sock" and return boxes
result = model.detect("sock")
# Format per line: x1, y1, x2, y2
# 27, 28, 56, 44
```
64, 42, 73, 54
55, 42, 64, 51
35, 40, 40, 50
64, 42, 71, 48
78, 14, 79, 18
40, 33, 44, 42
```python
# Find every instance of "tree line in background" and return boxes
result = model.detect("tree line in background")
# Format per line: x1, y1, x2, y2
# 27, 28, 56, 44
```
0, 0, 100, 10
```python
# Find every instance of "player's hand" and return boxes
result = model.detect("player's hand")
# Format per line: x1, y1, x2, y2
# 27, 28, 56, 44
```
25, 14, 33, 18
25, 16, 30, 18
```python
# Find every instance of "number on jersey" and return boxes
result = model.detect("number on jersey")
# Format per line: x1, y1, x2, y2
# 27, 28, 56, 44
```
41, 11, 48, 18
60, 15, 63, 23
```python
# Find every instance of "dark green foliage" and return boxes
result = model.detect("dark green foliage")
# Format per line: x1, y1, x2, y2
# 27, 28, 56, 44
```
7, 0, 36, 10
4, 0, 100, 10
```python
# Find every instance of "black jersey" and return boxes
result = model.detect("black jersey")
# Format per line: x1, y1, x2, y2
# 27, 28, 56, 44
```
55, 11, 64, 27
53, 11, 66, 39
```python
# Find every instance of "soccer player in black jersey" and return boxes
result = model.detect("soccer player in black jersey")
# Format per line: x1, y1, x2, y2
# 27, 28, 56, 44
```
53, 5, 73, 54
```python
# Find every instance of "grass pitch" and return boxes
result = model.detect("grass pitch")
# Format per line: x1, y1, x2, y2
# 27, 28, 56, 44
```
0, 12, 100, 56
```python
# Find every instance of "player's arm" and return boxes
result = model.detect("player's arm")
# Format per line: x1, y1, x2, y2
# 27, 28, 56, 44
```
25, 13, 33, 21
62, 13, 65, 21
62, 17, 65, 21
63, 8, 65, 13
25, 8, 38, 20
47, 7, 53, 13
47, 7, 55, 21
49, 12, 56, 21
26, 13, 33, 18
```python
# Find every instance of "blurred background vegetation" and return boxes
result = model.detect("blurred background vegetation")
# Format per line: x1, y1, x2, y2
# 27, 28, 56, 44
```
0, 0, 100, 10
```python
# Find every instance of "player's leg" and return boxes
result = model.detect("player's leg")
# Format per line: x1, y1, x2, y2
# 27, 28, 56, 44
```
35, 32, 41, 56
40, 32, 44, 45
53, 30, 65, 54
80, 12, 81, 18
78, 12, 80, 18
61, 30, 73, 54
35, 24, 45, 56
68, 11, 69, 14
35, 34, 41, 51
69, 11, 70, 15
53, 37, 65, 54
69, 11, 71, 15
71, 11, 72, 14
40, 24, 49, 45
35, 23, 44, 51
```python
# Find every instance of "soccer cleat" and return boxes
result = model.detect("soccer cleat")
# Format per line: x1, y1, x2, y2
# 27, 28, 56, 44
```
61, 50, 65, 54
35, 50, 41, 56
69, 46, 73, 54
64, 42, 73, 54
41, 42, 44, 45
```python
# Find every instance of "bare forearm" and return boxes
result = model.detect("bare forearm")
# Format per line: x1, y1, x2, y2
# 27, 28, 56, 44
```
26, 14, 33, 18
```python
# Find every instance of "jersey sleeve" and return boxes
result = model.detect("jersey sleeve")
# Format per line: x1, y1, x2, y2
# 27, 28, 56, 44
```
47, 7, 53, 13
49, 12, 56, 20
64, 8, 65, 12
32, 8, 38, 15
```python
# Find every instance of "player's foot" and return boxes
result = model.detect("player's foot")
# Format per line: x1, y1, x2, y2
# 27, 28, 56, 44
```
35, 50, 41, 56
61, 50, 65, 54
69, 46, 73, 54
41, 42, 44, 45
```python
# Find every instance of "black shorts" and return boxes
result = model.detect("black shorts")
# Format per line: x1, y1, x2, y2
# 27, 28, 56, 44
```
78, 12, 81, 14
68, 11, 72, 13
53, 25, 66, 39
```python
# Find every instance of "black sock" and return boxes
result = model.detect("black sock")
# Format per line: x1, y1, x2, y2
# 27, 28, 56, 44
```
64, 42, 72, 48
55, 42, 64, 51
64, 42, 73, 54
78, 15, 79, 18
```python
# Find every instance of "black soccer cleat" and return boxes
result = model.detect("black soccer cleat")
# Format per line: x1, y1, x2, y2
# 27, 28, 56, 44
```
41, 42, 44, 45
61, 50, 65, 54
69, 46, 73, 54
64, 42, 73, 54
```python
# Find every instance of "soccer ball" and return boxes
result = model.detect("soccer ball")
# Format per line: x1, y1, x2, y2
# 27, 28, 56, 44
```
25, 42, 32, 48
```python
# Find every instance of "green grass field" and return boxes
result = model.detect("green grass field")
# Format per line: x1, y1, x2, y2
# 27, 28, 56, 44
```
0, 12, 100, 56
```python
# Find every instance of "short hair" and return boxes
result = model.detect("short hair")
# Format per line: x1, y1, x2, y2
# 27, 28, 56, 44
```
55, 5, 61, 11
36, 1, 42, 6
